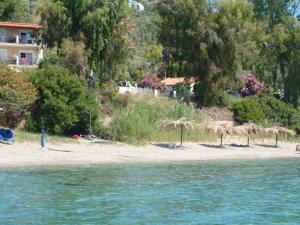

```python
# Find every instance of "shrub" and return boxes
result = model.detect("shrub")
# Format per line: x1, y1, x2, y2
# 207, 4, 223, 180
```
0, 66, 37, 127
173, 83, 185, 98
38, 49, 61, 68
139, 73, 165, 90
112, 94, 131, 108
232, 97, 265, 124
26, 65, 99, 135
233, 95, 300, 131
239, 73, 263, 97
258, 96, 296, 127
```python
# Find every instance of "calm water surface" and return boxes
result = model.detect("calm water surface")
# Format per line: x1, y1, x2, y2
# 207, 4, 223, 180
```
1, 159, 300, 224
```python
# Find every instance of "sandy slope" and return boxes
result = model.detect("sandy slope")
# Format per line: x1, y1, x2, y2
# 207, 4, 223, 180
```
0, 138, 299, 168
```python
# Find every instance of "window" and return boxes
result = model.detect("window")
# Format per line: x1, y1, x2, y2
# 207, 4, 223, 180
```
0, 49, 7, 61
0, 29, 5, 42
19, 51, 34, 65
20, 31, 33, 44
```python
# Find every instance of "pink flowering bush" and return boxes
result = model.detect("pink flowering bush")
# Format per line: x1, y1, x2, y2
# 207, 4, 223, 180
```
139, 73, 165, 90
239, 73, 263, 96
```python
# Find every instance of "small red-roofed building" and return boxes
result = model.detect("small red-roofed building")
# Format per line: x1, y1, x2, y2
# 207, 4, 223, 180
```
161, 77, 196, 98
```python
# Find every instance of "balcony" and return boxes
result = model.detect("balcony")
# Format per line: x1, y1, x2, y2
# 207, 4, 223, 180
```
0, 36, 16, 43
0, 58, 39, 67
0, 35, 35, 45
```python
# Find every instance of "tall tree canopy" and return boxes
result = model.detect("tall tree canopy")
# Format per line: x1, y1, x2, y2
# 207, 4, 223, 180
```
155, 0, 300, 107
0, 0, 38, 22
37, 0, 130, 82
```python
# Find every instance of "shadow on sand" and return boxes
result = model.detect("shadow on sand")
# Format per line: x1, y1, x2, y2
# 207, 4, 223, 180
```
47, 148, 72, 153
256, 144, 279, 149
200, 144, 226, 149
152, 143, 186, 150
229, 144, 250, 148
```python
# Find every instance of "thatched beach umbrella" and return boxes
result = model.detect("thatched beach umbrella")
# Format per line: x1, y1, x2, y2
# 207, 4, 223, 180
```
161, 118, 199, 148
233, 123, 263, 147
206, 123, 233, 147
265, 126, 296, 147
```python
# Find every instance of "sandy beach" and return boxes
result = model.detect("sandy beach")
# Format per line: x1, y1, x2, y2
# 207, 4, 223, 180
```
0, 139, 299, 168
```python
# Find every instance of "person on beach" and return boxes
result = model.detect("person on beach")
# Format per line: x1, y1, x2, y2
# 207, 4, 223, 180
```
296, 145, 300, 152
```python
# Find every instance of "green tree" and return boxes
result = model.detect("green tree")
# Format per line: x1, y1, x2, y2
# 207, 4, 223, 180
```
26, 65, 99, 135
0, 66, 37, 127
250, 0, 291, 30
38, 0, 130, 82
285, 26, 300, 107
194, 0, 267, 106
37, 0, 71, 49
249, 0, 299, 90
0, 0, 27, 21
60, 38, 90, 77
157, 0, 204, 76
127, 2, 162, 79
157, 0, 263, 106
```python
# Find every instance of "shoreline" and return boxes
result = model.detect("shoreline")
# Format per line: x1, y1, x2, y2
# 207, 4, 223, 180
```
0, 139, 300, 168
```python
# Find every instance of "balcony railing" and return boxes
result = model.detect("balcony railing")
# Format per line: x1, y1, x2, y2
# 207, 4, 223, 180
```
0, 58, 38, 66
0, 36, 16, 43
0, 36, 34, 45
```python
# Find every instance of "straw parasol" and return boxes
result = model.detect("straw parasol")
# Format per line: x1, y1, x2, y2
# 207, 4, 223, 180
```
265, 126, 296, 147
161, 117, 200, 148
206, 123, 233, 147
233, 123, 264, 147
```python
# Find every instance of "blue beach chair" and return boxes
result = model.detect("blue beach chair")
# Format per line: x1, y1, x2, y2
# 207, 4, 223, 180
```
0, 128, 15, 144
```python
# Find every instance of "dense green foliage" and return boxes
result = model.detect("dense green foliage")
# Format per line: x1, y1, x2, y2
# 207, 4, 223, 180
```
37, 0, 130, 81
26, 66, 99, 135
156, 0, 300, 107
0, 66, 37, 127
233, 97, 268, 124
38, 39, 90, 79
233, 96, 300, 131
173, 83, 189, 101
60, 38, 90, 77
4, 0, 299, 108
127, 2, 162, 78
0, 0, 37, 22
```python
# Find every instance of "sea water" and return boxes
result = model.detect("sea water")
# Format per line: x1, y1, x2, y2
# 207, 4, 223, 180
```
0, 159, 300, 224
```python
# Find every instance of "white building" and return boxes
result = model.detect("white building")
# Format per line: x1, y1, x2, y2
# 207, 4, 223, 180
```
128, 0, 145, 11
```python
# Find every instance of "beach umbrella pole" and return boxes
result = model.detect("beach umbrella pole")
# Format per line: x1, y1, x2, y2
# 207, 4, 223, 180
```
220, 134, 223, 147
89, 112, 92, 135
247, 136, 250, 147
276, 134, 278, 147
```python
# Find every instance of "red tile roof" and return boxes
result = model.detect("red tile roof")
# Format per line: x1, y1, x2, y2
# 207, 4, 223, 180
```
161, 77, 196, 86
0, 22, 41, 29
